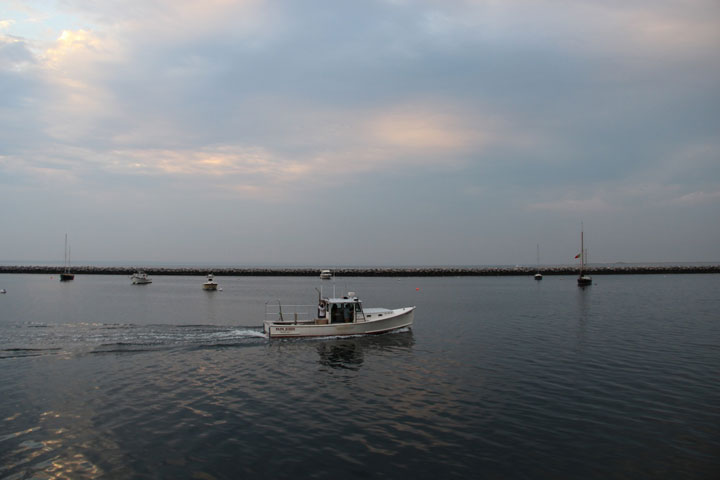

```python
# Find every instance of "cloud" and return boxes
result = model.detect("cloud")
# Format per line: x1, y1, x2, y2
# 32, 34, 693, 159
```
528, 194, 614, 214
369, 108, 475, 151
43, 29, 109, 68
0, 34, 36, 70
62, 0, 271, 42
594, 1, 720, 55
527, 178, 720, 216
416, 0, 720, 55
669, 190, 720, 206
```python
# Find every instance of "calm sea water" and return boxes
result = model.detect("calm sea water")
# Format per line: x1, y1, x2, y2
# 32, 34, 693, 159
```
1, 273, 719, 479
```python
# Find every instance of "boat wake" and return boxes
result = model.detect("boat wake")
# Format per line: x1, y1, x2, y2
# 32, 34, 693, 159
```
91, 325, 267, 354
0, 347, 63, 359
1, 323, 267, 358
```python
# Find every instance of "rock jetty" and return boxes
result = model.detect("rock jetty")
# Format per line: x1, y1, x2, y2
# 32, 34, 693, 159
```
1, 265, 719, 276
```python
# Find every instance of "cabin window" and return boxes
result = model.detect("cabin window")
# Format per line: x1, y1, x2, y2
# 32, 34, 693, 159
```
330, 304, 342, 324
330, 303, 355, 324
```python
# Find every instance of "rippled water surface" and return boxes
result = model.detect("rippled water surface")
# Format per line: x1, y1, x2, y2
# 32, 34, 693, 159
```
1, 274, 719, 479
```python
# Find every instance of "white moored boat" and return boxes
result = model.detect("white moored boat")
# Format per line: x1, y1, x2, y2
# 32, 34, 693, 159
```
203, 273, 219, 291
131, 271, 152, 284
264, 292, 415, 339
319, 269, 332, 280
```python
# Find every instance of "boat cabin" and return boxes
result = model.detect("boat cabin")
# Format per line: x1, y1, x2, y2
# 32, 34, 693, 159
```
320, 295, 364, 324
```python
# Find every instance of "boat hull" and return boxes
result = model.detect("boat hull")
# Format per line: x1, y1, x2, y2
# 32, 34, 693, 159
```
60, 273, 74, 281
265, 307, 415, 338
578, 275, 592, 286
203, 284, 218, 291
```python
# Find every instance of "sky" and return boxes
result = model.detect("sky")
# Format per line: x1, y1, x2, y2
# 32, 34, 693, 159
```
1, 0, 719, 266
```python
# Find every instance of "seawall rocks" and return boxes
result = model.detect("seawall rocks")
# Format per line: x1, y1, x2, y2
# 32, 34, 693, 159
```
1, 265, 719, 276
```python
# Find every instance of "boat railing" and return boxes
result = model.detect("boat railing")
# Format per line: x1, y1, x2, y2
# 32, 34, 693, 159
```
264, 303, 316, 324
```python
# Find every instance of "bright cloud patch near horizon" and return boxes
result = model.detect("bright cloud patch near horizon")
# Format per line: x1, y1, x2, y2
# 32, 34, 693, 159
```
1, 0, 719, 265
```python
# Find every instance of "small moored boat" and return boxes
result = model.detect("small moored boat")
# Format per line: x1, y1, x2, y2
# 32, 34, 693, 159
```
320, 269, 332, 280
264, 291, 415, 339
59, 272, 75, 281
131, 271, 152, 285
203, 273, 219, 291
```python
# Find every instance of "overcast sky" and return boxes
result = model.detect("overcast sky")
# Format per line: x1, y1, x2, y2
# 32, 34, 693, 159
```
1, 0, 719, 266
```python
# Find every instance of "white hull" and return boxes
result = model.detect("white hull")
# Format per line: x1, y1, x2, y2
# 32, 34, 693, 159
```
131, 272, 152, 284
265, 307, 415, 339
202, 273, 218, 290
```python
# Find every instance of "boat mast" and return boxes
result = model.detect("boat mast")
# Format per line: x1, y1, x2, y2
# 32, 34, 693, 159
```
64, 234, 68, 271
580, 224, 584, 276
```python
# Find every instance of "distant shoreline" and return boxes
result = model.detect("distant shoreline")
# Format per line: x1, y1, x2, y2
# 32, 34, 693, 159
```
1, 265, 719, 276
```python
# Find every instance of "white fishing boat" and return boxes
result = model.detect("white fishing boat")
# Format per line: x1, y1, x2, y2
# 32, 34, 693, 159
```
319, 269, 332, 279
577, 225, 592, 287
131, 271, 152, 285
264, 291, 415, 339
202, 273, 219, 291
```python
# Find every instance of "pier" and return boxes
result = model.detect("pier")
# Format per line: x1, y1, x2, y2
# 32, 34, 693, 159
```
1, 265, 719, 276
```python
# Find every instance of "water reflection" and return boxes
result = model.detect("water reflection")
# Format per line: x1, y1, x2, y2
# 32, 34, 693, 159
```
575, 283, 592, 351
0, 409, 108, 480
316, 330, 415, 370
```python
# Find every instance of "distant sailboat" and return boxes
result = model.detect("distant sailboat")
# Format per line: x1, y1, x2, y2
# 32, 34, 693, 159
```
534, 244, 543, 280
60, 234, 74, 282
577, 225, 592, 287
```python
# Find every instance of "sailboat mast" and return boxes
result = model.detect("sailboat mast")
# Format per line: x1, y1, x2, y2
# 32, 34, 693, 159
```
580, 228, 585, 275
64, 234, 68, 269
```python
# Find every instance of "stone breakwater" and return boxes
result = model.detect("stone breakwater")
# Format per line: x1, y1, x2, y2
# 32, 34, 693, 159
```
1, 265, 719, 276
